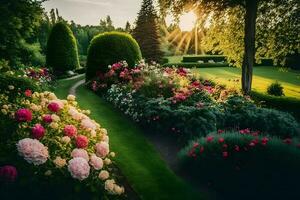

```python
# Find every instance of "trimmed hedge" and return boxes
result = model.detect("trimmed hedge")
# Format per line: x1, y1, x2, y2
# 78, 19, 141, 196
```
182, 55, 227, 63
46, 22, 80, 74
162, 62, 229, 68
86, 32, 142, 80
179, 132, 300, 199
251, 91, 300, 121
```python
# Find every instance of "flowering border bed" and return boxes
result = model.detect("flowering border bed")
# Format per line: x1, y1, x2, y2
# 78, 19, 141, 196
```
0, 75, 125, 198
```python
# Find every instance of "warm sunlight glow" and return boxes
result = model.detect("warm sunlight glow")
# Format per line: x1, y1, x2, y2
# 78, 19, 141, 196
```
179, 11, 197, 31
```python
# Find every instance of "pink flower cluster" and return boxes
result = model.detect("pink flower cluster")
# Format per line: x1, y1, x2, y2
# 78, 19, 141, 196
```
68, 157, 90, 181
16, 108, 32, 122
17, 138, 49, 165
0, 165, 17, 182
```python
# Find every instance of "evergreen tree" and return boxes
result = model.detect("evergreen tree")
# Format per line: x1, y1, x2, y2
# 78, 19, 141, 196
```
133, 0, 163, 62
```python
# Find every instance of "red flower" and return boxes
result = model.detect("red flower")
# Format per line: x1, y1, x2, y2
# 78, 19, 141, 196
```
47, 102, 60, 112
218, 137, 225, 143
76, 135, 89, 148
64, 125, 77, 137
235, 145, 240, 152
217, 129, 224, 134
239, 128, 251, 134
199, 146, 204, 153
31, 124, 45, 139
261, 137, 269, 146
193, 143, 199, 148
0, 165, 17, 182
222, 151, 229, 158
249, 142, 256, 147
283, 138, 292, 144
42, 114, 52, 123
206, 136, 214, 142
222, 144, 228, 149
15, 108, 32, 122
24, 89, 32, 97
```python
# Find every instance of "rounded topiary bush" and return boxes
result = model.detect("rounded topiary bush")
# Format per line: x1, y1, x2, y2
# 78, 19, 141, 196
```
46, 22, 80, 74
86, 32, 142, 80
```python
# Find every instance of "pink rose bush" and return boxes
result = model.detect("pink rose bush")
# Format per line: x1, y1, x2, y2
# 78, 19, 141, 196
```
0, 89, 124, 196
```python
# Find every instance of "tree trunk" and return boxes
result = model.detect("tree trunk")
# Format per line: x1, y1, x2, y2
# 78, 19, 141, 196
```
242, 0, 258, 94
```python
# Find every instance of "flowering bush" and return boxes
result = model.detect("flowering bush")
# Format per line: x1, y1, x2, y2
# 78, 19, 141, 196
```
90, 61, 300, 144
0, 86, 124, 197
179, 130, 300, 199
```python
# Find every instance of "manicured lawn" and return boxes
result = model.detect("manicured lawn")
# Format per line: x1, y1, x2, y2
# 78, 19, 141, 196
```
55, 78, 203, 200
192, 66, 300, 99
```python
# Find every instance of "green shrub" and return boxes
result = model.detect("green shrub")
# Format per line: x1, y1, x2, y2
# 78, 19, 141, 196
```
0, 59, 10, 72
267, 81, 284, 96
162, 62, 228, 68
179, 132, 300, 199
0, 74, 41, 92
46, 22, 80, 74
86, 32, 142, 80
221, 95, 300, 137
250, 91, 300, 121
182, 55, 227, 63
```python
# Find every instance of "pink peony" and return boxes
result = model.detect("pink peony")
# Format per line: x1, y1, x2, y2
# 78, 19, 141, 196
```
0, 165, 17, 182
47, 102, 61, 112
68, 157, 90, 181
17, 138, 49, 165
71, 148, 89, 161
81, 118, 97, 130
31, 124, 45, 139
89, 154, 103, 170
64, 125, 77, 137
76, 135, 89, 149
42, 114, 52, 123
15, 108, 32, 122
95, 142, 109, 158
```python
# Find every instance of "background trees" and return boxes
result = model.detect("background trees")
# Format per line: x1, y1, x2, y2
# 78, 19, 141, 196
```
0, 0, 44, 66
133, 0, 163, 62
159, 0, 300, 94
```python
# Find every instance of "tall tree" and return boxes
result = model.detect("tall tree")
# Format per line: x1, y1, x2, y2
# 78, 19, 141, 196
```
125, 21, 132, 33
159, 0, 297, 94
133, 0, 164, 62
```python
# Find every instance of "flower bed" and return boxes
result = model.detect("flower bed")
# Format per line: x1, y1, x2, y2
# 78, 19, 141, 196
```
90, 61, 300, 144
178, 130, 300, 198
0, 78, 124, 198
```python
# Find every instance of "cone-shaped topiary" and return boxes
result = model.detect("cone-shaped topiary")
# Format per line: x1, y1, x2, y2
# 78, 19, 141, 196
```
86, 31, 142, 80
46, 22, 80, 74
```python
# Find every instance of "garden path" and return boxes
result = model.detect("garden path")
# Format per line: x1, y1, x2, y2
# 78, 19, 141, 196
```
55, 77, 205, 200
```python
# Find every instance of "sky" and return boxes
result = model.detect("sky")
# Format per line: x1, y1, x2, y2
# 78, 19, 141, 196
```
42, 0, 143, 28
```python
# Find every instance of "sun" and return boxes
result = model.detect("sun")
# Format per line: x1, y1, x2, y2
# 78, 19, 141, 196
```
179, 11, 197, 32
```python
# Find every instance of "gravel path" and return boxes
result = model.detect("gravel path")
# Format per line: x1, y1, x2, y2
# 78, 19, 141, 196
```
69, 79, 85, 96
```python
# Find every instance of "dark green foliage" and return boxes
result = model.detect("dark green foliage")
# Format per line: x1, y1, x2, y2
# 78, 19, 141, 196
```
86, 32, 142, 80
221, 95, 300, 137
46, 22, 80, 74
182, 55, 227, 63
0, 0, 44, 66
250, 91, 300, 121
0, 74, 41, 93
179, 132, 300, 199
267, 81, 284, 96
163, 62, 229, 68
133, 0, 164, 62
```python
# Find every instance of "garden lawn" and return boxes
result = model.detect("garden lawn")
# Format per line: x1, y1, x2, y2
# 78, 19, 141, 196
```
55, 77, 203, 200
192, 66, 300, 99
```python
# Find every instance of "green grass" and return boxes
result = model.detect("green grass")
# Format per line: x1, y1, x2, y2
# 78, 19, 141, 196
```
55, 77, 204, 200
192, 66, 300, 99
